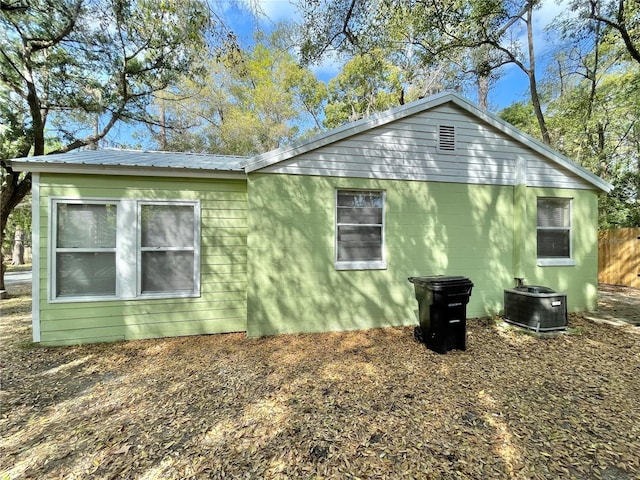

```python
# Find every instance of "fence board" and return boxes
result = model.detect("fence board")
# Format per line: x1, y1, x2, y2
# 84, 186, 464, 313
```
598, 228, 640, 288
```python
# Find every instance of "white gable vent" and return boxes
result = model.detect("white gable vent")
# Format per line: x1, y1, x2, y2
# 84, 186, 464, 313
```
438, 125, 456, 152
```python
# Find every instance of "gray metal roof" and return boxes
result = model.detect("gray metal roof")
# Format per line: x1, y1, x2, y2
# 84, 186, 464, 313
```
8, 149, 247, 172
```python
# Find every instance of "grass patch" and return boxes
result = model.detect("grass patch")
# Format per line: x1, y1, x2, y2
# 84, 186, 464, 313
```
4, 263, 32, 273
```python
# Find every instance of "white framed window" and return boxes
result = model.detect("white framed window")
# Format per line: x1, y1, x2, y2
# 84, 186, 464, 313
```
138, 202, 199, 296
52, 201, 118, 299
335, 189, 386, 270
50, 198, 200, 302
536, 197, 575, 266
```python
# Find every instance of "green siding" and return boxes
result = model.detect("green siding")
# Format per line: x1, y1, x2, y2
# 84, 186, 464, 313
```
37, 174, 247, 346
519, 187, 599, 312
246, 174, 517, 337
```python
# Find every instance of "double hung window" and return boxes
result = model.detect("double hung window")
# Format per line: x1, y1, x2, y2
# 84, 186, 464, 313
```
51, 199, 200, 301
335, 190, 386, 270
55, 202, 118, 298
536, 197, 574, 265
139, 203, 197, 294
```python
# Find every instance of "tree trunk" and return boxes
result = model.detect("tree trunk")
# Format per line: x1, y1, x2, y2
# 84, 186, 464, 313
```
0, 169, 32, 292
526, 3, 551, 145
477, 73, 489, 110
12, 229, 25, 265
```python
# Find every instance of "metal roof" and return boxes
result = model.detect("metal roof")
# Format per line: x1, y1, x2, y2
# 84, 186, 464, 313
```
7, 149, 247, 172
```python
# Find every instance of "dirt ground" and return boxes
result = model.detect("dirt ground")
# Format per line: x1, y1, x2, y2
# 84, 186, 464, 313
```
1, 284, 639, 480
590, 284, 640, 326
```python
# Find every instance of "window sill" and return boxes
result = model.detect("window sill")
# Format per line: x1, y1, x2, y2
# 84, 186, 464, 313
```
537, 258, 576, 267
49, 292, 200, 303
335, 261, 387, 271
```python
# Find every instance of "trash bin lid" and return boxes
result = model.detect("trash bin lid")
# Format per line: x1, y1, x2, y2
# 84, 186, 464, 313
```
408, 275, 473, 288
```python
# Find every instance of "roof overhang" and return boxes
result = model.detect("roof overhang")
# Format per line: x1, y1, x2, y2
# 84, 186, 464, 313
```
6, 159, 246, 180
243, 91, 613, 193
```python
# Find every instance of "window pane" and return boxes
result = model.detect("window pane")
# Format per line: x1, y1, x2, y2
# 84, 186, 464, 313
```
141, 205, 194, 247
337, 207, 382, 224
537, 230, 570, 258
56, 252, 116, 296
141, 251, 195, 293
337, 191, 383, 208
537, 198, 570, 228
57, 204, 116, 248
337, 226, 383, 261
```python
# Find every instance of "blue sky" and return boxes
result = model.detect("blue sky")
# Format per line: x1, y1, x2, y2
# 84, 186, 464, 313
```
226, 0, 573, 111
109, 0, 572, 147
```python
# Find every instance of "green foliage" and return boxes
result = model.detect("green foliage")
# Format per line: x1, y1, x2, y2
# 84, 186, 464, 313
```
2, 198, 31, 255
501, 40, 640, 228
323, 49, 403, 128
0, 0, 211, 154
497, 102, 538, 137
151, 24, 328, 155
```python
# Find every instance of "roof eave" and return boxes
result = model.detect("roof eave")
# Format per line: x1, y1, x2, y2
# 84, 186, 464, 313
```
243, 91, 455, 172
245, 91, 613, 193
6, 160, 247, 180
445, 95, 614, 193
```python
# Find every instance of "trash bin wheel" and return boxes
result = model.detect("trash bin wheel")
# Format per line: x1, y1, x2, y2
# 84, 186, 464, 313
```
414, 326, 423, 343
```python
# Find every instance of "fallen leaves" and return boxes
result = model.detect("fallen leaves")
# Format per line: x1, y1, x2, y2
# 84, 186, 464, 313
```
0, 284, 639, 479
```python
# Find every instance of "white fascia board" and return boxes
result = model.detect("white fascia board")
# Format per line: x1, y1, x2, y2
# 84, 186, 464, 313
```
243, 91, 455, 172
7, 162, 246, 180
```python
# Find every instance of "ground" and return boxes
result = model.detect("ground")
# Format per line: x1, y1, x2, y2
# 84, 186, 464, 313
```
1, 284, 638, 480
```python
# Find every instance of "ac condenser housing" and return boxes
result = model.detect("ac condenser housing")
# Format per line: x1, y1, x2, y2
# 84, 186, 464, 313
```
503, 285, 568, 332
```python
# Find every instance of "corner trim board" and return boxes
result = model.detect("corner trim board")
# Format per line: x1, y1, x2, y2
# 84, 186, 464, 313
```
31, 173, 41, 343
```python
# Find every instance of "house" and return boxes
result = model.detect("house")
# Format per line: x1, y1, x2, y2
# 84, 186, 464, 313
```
7, 92, 613, 346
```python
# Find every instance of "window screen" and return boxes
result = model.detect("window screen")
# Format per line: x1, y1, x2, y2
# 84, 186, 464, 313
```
140, 204, 197, 293
55, 203, 117, 297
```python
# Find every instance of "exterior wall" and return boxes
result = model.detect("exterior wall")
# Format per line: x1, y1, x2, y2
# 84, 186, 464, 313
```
519, 187, 600, 312
246, 173, 516, 337
37, 174, 247, 345
260, 104, 594, 191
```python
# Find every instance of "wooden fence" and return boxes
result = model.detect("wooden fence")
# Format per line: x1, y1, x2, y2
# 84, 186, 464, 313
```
598, 228, 640, 288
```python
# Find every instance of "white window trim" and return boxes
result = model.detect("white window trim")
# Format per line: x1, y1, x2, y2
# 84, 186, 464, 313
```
49, 197, 201, 303
537, 258, 576, 267
334, 189, 387, 271
536, 197, 574, 267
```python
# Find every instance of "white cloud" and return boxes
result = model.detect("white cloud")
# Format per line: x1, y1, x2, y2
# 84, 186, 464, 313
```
256, 0, 300, 22
309, 50, 344, 83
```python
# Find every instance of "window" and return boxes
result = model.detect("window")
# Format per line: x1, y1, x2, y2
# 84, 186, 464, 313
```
51, 199, 200, 301
139, 203, 197, 294
54, 202, 117, 298
537, 197, 574, 266
335, 190, 386, 270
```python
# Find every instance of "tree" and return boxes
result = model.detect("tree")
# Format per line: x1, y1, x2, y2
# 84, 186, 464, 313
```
0, 0, 214, 291
149, 25, 327, 154
544, 7, 640, 227
576, 0, 640, 65
323, 49, 403, 128
296, 0, 552, 140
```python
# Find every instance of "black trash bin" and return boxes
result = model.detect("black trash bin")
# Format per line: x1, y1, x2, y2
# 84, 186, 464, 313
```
408, 275, 474, 354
